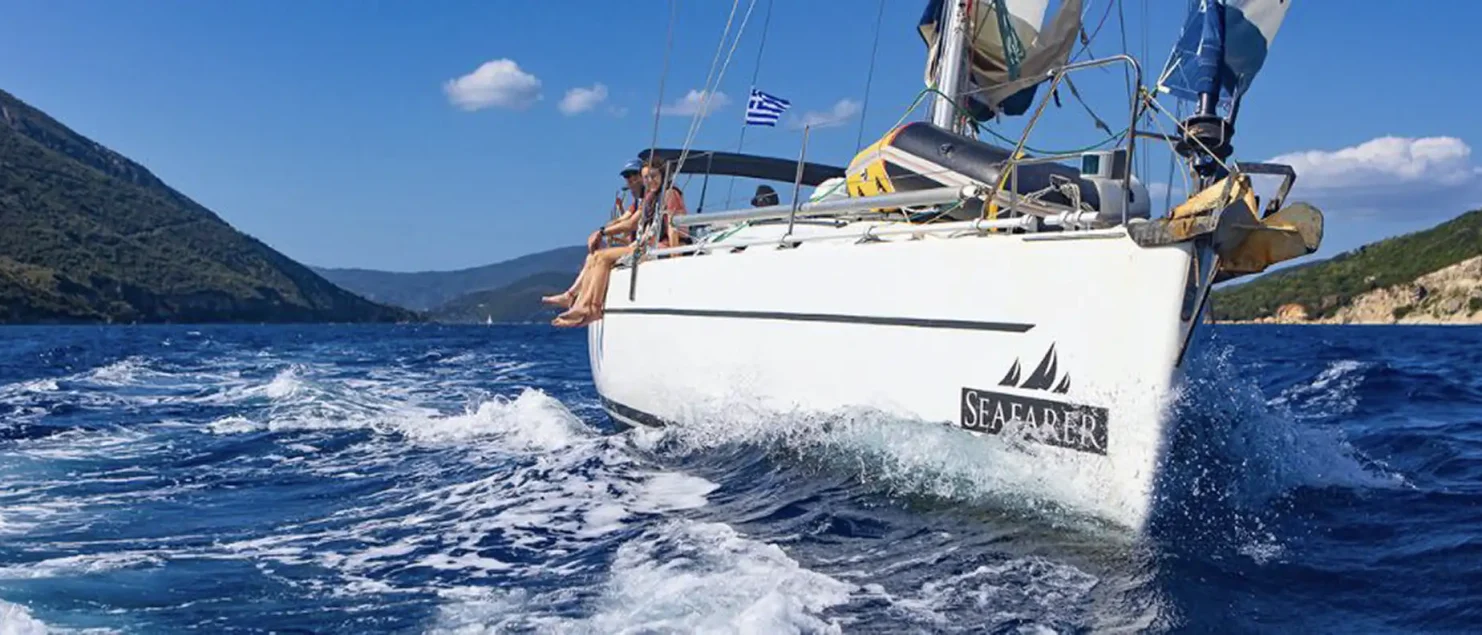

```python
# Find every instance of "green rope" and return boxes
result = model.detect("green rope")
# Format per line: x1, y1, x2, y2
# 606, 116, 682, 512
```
978, 123, 1129, 155
704, 220, 752, 244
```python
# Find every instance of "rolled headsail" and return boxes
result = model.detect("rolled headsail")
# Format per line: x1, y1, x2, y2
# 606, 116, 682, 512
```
1156, 0, 1291, 107
918, 0, 1083, 118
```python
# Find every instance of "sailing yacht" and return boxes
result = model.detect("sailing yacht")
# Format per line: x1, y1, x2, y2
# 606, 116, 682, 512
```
586, 0, 1321, 531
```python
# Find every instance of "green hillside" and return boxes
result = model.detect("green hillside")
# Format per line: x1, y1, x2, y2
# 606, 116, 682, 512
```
427, 271, 573, 323
1211, 209, 1482, 321
0, 88, 415, 324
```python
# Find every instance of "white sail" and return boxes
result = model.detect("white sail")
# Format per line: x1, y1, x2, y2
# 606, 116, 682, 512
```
918, 0, 1082, 117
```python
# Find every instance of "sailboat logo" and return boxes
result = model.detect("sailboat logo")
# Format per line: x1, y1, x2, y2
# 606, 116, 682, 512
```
960, 343, 1109, 455
999, 344, 1071, 394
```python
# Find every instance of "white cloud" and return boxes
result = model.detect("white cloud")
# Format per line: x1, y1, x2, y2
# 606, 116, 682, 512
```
657, 90, 730, 117
558, 83, 609, 116
790, 99, 862, 130
1266, 136, 1482, 217
607, 105, 630, 118
443, 59, 542, 111
1269, 136, 1480, 190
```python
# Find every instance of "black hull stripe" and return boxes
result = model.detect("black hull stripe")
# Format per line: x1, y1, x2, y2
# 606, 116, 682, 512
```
601, 396, 668, 429
603, 308, 1033, 333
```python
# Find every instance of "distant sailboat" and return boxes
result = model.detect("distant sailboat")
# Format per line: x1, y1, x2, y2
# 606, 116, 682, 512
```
587, 0, 1321, 532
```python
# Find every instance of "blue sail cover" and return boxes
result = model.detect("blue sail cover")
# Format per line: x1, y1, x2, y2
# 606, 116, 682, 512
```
1157, 0, 1291, 107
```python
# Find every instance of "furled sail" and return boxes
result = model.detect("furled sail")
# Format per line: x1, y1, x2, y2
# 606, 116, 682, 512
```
917, 0, 1083, 118
1156, 0, 1291, 108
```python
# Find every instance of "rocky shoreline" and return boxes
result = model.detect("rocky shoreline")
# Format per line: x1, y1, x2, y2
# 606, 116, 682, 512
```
1215, 255, 1482, 325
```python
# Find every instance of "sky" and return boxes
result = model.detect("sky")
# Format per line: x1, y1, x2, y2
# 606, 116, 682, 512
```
3, 0, 1481, 272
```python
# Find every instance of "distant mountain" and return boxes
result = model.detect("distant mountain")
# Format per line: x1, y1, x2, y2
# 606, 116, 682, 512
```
314, 246, 586, 311
1211, 209, 1482, 323
0, 88, 415, 324
427, 271, 573, 323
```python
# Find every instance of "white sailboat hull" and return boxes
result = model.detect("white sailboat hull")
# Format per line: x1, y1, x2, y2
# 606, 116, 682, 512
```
587, 222, 1208, 531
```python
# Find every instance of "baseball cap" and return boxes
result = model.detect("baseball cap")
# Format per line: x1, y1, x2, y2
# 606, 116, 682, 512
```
620, 159, 643, 176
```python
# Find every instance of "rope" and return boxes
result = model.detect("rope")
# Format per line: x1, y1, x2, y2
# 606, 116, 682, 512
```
854, 0, 886, 155
983, 146, 1024, 222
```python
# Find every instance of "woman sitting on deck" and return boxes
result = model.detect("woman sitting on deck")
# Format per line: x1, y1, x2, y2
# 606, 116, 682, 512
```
540, 160, 648, 309
550, 159, 687, 328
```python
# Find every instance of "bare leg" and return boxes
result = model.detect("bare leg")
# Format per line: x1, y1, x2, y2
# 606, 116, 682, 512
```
540, 271, 583, 307
553, 246, 630, 327
541, 253, 599, 307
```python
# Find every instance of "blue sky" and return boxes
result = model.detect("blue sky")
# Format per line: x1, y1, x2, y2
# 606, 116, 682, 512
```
3, 0, 1480, 272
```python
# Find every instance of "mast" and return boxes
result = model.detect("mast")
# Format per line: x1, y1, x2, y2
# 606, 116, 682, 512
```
929, 0, 971, 132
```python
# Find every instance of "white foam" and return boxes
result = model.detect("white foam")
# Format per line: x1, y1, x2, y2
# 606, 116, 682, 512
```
0, 600, 48, 635
261, 366, 306, 400
431, 521, 856, 635
631, 472, 719, 513
82, 357, 154, 386
0, 552, 162, 580
904, 556, 1098, 627
643, 403, 1111, 527
3, 342, 859, 635
206, 416, 261, 435
1268, 359, 1367, 418
0, 378, 58, 398
390, 389, 587, 450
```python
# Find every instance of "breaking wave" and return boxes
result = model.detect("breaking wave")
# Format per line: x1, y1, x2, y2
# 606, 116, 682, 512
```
2, 324, 1476, 632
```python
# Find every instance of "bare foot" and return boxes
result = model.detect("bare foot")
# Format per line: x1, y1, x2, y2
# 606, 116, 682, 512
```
540, 291, 575, 308
551, 306, 590, 327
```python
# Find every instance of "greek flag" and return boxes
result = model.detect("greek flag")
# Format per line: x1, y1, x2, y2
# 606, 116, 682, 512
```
745, 88, 790, 126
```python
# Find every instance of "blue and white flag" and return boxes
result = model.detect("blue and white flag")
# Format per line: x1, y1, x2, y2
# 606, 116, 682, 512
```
745, 88, 790, 126
1156, 0, 1291, 107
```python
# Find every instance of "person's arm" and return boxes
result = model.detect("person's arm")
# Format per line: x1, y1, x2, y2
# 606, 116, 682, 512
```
589, 208, 638, 247
608, 208, 641, 236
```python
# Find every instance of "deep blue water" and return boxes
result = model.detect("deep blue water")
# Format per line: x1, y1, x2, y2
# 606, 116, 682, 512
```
1, 324, 1479, 634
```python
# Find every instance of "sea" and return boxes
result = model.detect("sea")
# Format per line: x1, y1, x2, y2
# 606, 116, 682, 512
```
0, 323, 1478, 634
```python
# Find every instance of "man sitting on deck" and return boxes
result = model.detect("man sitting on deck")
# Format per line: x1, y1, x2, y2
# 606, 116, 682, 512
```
550, 158, 688, 328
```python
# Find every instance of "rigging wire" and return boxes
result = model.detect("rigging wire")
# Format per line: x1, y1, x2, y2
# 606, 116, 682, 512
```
1071, 0, 1116, 66
1139, 0, 1151, 182
647, 0, 678, 160
674, 0, 760, 189
674, 0, 745, 171
854, 0, 887, 155
1116, 0, 1132, 107
1161, 99, 1182, 212
723, 0, 775, 208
